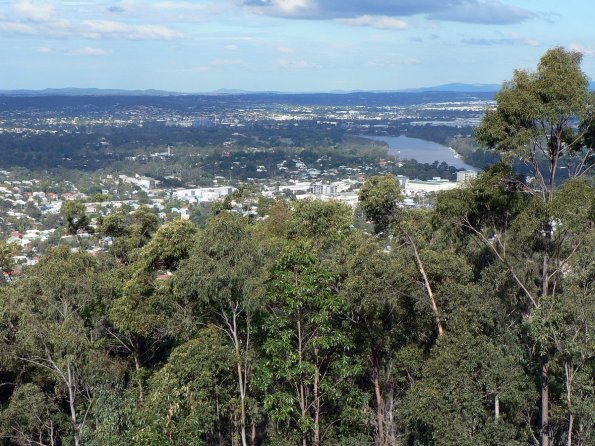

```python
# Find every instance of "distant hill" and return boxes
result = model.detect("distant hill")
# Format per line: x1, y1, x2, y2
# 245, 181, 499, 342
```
0, 81, 592, 97
398, 83, 501, 93
0, 88, 180, 97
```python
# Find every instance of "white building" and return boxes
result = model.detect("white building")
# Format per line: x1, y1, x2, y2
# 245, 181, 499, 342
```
173, 187, 235, 203
396, 175, 409, 189
404, 177, 459, 195
311, 184, 338, 196
456, 170, 478, 183
120, 175, 161, 190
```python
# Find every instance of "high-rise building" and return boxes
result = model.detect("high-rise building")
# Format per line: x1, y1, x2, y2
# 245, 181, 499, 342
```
456, 170, 478, 183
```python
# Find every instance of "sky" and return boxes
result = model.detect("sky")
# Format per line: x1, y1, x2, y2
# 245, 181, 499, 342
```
0, 0, 594, 92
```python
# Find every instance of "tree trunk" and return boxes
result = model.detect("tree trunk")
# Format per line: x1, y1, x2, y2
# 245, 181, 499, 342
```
250, 420, 257, 446
67, 363, 81, 446
565, 362, 575, 446
234, 340, 248, 446
297, 319, 308, 446
567, 414, 574, 446
133, 346, 144, 404
494, 394, 500, 423
405, 232, 444, 337
49, 419, 56, 446
541, 356, 550, 446
313, 351, 320, 446
373, 368, 386, 446
217, 398, 224, 446
386, 388, 395, 446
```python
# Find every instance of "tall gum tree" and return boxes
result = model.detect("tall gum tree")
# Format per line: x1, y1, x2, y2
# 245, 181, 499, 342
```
452, 47, 595, 446
359, 175, 445, 337
174, 213, 265, 446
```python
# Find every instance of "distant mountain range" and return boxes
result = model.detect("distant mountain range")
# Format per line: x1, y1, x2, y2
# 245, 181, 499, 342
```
1, 82, 593, 96
0, 88, 177, 97
398, 83, 501, 93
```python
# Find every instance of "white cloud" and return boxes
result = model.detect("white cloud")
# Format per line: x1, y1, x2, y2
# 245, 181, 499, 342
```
367, 58, 422, 68
225, 44, 239, 51
273, 0, 315, 15
428, 0, 536, 25
13, 0, 55, 23
81, 20, 183, 40
278, 59, 320, 69
276, 46, 294, 54
178, 66, 211, 73
462, 32, 541, 47
0, 21, 36, 34
337, 15, 408, 30
0, 2, 183, 41
242, 0, 536, 25
155, 1, 208, 9
568, 43, 595, 57
211, 59, 243, 65
69, 47, 112, 56
35, 46, 112, 56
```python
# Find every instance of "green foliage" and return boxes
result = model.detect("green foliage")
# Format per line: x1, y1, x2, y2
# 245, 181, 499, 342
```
0, 240, 18, 276
0, 384, 68, 446
61, 199, 93, 243
476, 47, 594, 194
100, 206, 160, 263
0, 49, 593, 446
358, 174, 403, 234
134, 326, 236, 446
257, 242, 367, 445
287, 198, 354, 258
404, 332, 534, 446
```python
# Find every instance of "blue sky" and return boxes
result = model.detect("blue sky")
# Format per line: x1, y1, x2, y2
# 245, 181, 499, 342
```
0, 0, 593, 91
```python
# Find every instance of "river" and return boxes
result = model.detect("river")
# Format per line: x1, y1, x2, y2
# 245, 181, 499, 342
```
363, 135, 478, 171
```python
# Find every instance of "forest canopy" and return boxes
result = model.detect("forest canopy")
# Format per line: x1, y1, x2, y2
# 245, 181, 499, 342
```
0, 48, 593, 446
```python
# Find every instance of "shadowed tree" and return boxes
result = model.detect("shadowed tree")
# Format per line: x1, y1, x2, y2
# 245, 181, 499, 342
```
358, 174, 402, 235
4, 246, 116, 446
61, 200, 93, 247
473, 47, 595, 446
174, 212, 266, 446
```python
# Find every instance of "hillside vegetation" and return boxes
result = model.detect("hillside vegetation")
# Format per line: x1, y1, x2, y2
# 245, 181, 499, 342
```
0, 48, 593, 446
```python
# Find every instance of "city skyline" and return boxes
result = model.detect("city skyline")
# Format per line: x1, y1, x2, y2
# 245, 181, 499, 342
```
1, 0, 594, 92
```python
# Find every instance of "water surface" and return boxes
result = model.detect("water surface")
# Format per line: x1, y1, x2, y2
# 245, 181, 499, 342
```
364, 135, 478, 171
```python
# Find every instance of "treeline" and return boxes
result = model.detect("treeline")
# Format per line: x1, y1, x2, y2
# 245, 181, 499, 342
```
448, 136, 502, 168
0, 47, 593, 446
0, 164, 593, 446
0, 123, 345, 172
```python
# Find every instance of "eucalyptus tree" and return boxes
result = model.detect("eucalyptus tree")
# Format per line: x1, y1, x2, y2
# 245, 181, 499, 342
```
436, 167, 594, 446
0, 383, 67, 446
476, 47, 594, 197
134, 326, 236, 446
358, 174, 402, 235
286, 198, 354, 260
99, 206, 160, 263
0, 240, 18, 280
174, 212, 266, 446
342, 239, 426, 446
108, 218, 198, 403
61, 200, 93, 247
4, 246, 116, 446
470, 47, 595, 446
257, 241, 365, 446
359, 175, 445, 337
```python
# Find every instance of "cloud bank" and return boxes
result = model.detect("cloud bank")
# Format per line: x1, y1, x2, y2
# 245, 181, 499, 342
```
240, 0, 536, 25
0, 0, 183, 40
